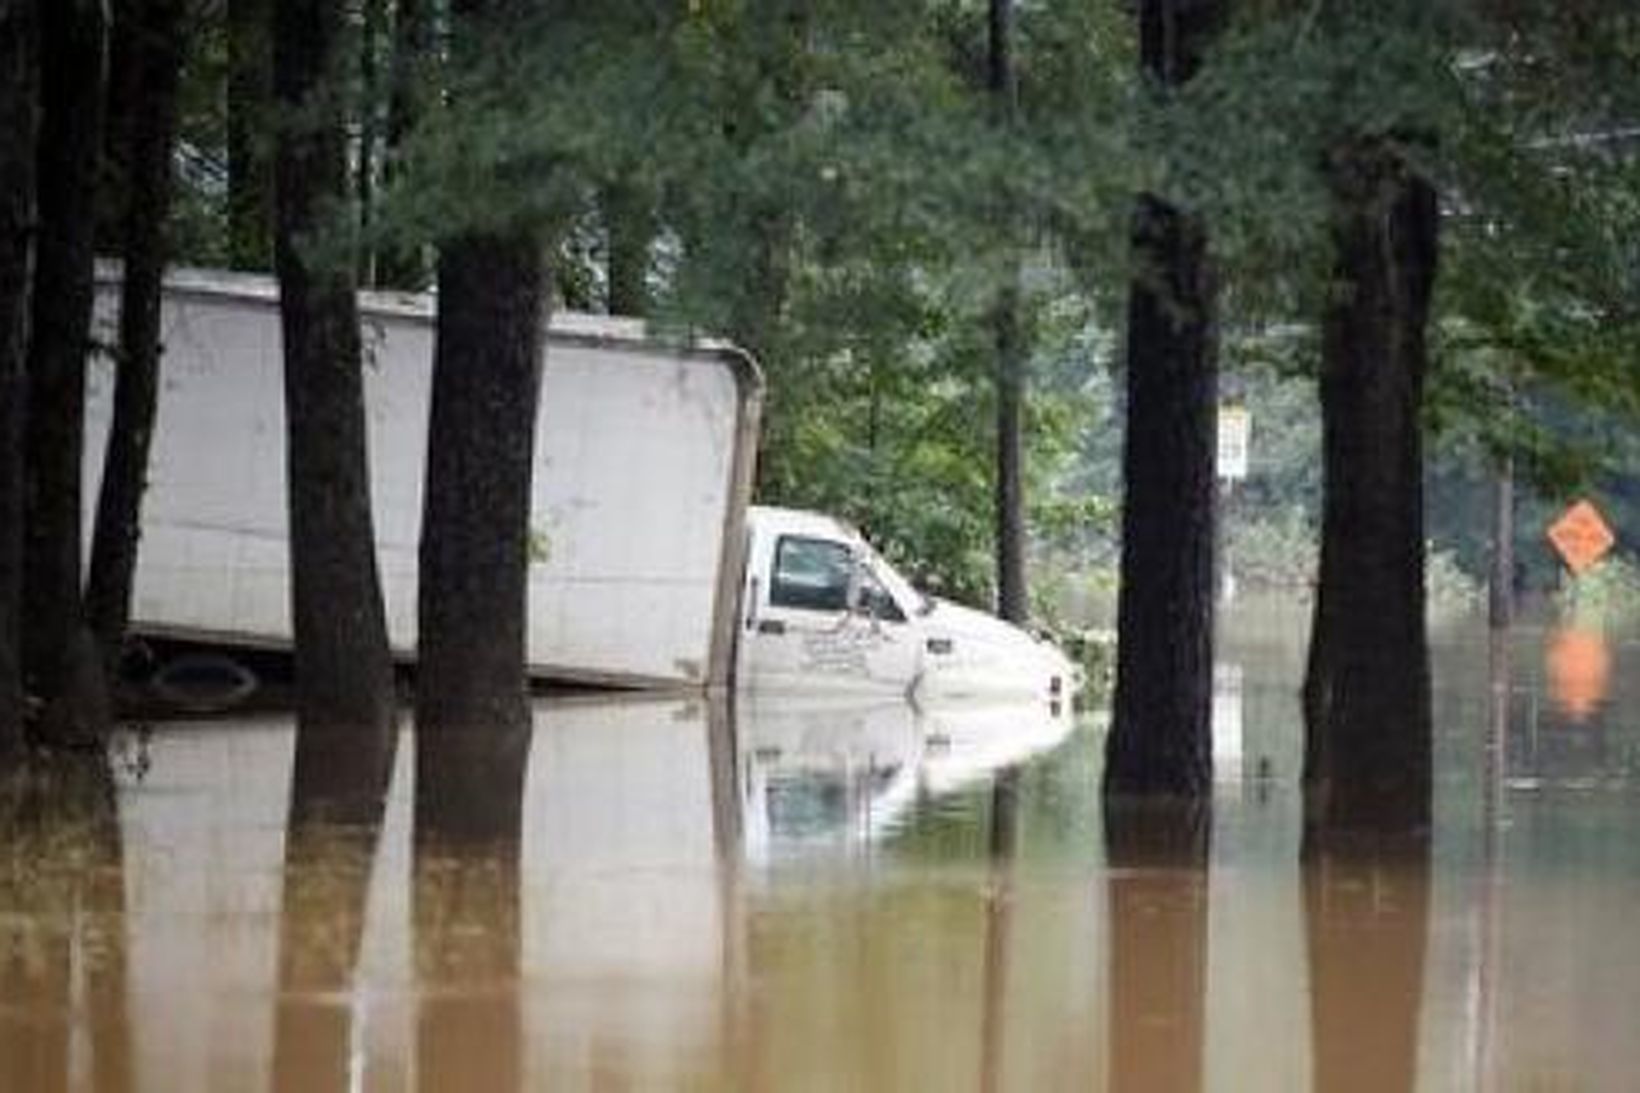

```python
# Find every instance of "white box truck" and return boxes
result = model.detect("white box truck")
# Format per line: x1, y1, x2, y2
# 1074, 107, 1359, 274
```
87, 266, 1074, 705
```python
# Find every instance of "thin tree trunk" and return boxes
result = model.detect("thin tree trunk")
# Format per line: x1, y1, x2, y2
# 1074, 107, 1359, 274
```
602, 177, 654, 317
0, 0, 38, 758
97, 0, 140, 253
356, 0, 384, 287
993, 279, 1028, 623
273, 0, 398, 742
990, 0, 1028, 625
24, 0, 111, 744
375, 0, 431, 290
86, 0, 186, 672
1104, 0, 1227, 798
1488, 456, 1513, 630
227, 0, 273, 270
1302, 136, 1437, 832
415, 231, 544, 846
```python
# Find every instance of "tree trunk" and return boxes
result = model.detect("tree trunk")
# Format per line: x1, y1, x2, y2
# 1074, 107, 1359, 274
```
415, 232, 544, 845
273, 0, 397, 743
0, 0, 38, 758
96, 0, 140, 253
227, 0, 273, 270
24, 0, 111, 744
375, 0, 432, 290
993, 279, 1028, 623
1105, 195, 1218, 796
1302, 136, 1437, 832
602, 177, 653, 317
355, 0, 384, 287
1103, 0, 1227, 799
989, 0, 1028, 625
86, 0, 186, 672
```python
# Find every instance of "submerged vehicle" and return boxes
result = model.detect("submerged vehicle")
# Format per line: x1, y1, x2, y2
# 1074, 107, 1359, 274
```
86, 265, 1074, 704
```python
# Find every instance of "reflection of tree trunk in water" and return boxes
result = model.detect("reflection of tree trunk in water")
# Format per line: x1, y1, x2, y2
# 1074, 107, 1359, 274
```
1303, 833, 1431, 1093
271, 728, 399, 1091
413, 731, 529, 1091
980, 765, 1020, 1093
1103, 799, 1209, 1093
0, 758, 132, 1092
707, 694, 750, 1087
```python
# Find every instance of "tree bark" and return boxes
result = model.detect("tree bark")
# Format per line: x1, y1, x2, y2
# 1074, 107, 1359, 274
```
1103, 0, 1227, 799
0, 0, 38, 758
24, 0, 111, 744
1302, 136, 1437, 833
273, 0, 398, 742
989, 0, 1028, 625
415, 231, 544, 846
86, 0, 186, 671
227, 0, 273, 270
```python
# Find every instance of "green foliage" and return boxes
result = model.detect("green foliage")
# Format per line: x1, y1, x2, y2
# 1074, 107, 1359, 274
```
1558, 554, 1640, 623
152, 0, 1640, 624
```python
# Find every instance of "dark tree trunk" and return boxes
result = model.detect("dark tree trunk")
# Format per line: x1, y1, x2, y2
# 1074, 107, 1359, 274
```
273, 0, 398, 743
227, 0, 273, 270
1103, 798, 1210, 1093
1303, 833, 1430, 1093
989, 0, 1028, 625
415, 231, 544, 845
24, 0, 111, 744
1103, 0, 1227, 799
602, 178, 654, 317
1105, 195, 1218, 796
375, 0, 432, 290
993, 280, 1028, 623
355, 0, 384, 287
0, 0, 38, 758
86, 0, 186, 671
1302, 136, 1437, 833
96, 0, 140, 252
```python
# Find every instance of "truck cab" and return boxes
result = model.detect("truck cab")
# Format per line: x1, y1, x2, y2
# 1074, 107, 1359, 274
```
738, 506, 1077, 704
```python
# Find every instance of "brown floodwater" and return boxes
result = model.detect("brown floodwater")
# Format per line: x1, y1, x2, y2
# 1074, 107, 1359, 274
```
4, 600, 1640, 1091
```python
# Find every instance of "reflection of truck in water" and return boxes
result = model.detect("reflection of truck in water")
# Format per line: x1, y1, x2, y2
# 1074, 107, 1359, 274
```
87, 266, 1074, 704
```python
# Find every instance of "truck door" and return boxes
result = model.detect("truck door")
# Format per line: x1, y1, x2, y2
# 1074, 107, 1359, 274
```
741, 532, 921, 695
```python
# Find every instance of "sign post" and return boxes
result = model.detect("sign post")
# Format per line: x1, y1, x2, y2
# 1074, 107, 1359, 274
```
1216, 404, 1250, 604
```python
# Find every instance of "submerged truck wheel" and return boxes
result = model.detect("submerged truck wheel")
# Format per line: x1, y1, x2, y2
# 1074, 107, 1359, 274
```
148, 650, 261, 713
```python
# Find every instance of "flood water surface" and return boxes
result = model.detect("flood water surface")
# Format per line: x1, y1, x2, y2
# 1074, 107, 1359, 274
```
5, 606, 1640, 1091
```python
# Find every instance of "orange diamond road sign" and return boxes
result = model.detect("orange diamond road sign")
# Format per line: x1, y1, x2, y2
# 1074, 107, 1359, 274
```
1547, 500, 1616, 576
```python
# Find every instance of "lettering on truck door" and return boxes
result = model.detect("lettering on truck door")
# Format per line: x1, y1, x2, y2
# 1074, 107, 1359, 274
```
742, 532, 920, 694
